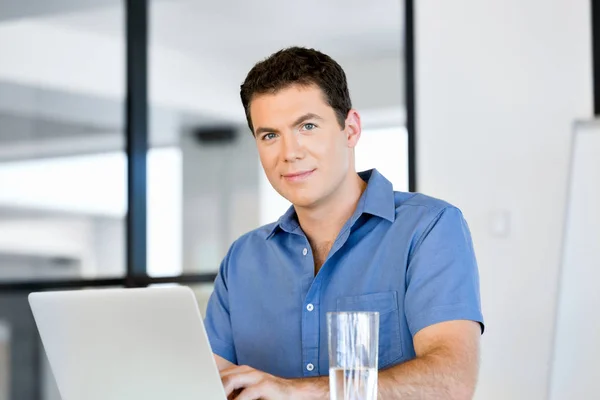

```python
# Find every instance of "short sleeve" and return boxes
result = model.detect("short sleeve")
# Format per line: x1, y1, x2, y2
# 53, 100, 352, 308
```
405, 206, 484, 337
204, 247, 237, 364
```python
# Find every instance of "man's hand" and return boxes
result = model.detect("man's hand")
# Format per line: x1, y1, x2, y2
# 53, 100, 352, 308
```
220, 365, 328, 400
220, 365, 297, 400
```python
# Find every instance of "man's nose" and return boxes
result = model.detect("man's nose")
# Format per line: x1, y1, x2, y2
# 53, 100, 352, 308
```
282, 132, 304, 162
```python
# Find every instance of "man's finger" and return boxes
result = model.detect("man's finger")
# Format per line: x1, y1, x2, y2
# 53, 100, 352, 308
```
222, 369, 263, 396
233, 382, 270, 400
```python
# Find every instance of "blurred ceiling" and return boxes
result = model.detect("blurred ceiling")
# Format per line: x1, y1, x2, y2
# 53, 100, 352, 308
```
38, 0, 404, 62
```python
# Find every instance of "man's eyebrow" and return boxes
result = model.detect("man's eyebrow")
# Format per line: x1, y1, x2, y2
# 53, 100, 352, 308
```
254, 113, 324, 136
290, 113, 324, 127
255, 126, 279, 136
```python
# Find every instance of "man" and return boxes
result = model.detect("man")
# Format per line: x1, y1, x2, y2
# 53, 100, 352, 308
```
205, 47, 484, 399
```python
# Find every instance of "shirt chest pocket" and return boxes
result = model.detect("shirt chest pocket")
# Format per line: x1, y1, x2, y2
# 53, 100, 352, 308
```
336, 291, 404, 369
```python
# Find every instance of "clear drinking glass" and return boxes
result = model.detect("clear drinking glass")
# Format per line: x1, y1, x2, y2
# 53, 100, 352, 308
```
327, 312, 379, 400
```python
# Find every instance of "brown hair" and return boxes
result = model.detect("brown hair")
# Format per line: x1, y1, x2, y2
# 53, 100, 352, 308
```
240, 46, 352, 133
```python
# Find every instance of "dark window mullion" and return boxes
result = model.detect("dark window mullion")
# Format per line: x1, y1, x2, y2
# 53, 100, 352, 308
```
592, 0, 600, 115
0, 274, 217, 292
125, 0, 149, 278
405, 0, 417, 192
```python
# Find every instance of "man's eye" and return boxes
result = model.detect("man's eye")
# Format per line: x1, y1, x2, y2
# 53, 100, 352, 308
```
302, 123, 317, 130
262, 133, 277, 141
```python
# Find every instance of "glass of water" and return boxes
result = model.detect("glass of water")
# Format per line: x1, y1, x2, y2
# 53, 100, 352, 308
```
327, 312, 379, 400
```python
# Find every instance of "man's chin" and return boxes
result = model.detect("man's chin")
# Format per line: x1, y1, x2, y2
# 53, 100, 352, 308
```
288, 196, 321, 210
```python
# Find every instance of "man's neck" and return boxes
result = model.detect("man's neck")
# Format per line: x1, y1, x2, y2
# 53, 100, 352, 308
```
295, 172, 367, 246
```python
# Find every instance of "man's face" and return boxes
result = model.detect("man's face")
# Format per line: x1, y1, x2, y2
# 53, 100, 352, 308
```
250, 84, 360, 209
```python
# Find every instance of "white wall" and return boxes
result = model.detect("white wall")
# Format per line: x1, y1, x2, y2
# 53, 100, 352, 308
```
415, 1, 593, 399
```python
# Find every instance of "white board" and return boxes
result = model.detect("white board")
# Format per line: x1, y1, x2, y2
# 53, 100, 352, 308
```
549, 120, 600, 399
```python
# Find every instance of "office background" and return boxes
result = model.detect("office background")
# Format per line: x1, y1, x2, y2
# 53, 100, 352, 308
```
0, 0, 597, 399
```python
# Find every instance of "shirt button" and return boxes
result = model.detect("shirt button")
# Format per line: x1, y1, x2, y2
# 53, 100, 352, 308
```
306, 363, 314, 371
306, 303, 314, 312
302, 248, 308, 256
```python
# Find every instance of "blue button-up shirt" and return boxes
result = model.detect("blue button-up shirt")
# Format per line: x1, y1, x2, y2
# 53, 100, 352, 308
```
205, 169, 484, 378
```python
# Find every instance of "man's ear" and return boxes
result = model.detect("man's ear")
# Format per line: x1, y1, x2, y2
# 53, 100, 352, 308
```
344, 109, 362, 148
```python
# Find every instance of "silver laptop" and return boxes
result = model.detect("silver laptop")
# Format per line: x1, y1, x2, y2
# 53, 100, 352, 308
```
29, 286, 227, 400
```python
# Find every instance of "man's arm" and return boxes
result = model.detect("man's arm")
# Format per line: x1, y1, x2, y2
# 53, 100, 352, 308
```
378, 320, 481, 399
219, 319, 480, 400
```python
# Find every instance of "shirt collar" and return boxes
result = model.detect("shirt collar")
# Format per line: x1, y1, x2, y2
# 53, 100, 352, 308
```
358, 168, 396, 223
264, 168, 396, 240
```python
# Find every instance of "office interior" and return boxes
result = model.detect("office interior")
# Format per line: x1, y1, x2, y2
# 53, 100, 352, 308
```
0, 0, 597, 399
